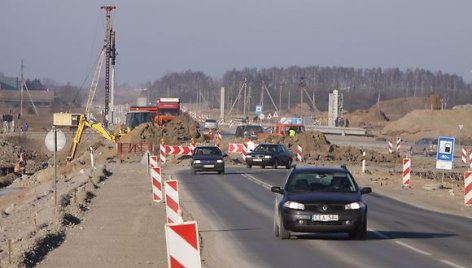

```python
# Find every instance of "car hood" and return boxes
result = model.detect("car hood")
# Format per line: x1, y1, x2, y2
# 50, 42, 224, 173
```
286, 191, 361, 204
192, 155, 224, 161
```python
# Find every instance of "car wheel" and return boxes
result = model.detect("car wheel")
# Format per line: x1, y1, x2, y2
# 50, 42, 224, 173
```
246, 163, 252, 168
278, 214, 290, 239
285, 159, 292, 169
261, 165, 265, 169
349, 219, 367, 240
273, 159, 278, 169
218, 169, 225, 174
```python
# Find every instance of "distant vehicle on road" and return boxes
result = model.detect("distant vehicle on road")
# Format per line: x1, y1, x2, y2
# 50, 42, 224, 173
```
245, 143, 293, 169
410, 138, 438, 156
204, 119, 218, 130
191, 146, 226, 175
234, 124, 265, 139
271, 165, 372, 240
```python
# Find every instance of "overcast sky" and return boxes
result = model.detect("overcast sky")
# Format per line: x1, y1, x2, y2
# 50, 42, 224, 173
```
2, 0, 472, 86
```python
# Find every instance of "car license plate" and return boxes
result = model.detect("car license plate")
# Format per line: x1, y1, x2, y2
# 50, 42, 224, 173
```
203, 164, 214, 168
253, 159, 262, 162
312, 214, 339, 222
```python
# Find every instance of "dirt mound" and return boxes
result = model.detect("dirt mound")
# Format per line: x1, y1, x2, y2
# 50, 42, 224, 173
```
268, 131, 396, 163
347, 108, 389, 128
381, 109, 472, 142
118, 113, 201, 145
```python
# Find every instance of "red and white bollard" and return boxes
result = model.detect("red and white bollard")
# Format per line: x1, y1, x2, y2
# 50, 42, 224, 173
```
160, 144, 167, 165
151, 166, 163, 203
461, 148, 468, 164
469, 151, 472, 169
465, 171, 472, 206
165, 180, 183, 224
396, 137, 401, 152
388, 141, 393, 154
242, 143, 247, 162
402, 157, 411, 187
297, 144, 303, 162
165, 221, 202, 268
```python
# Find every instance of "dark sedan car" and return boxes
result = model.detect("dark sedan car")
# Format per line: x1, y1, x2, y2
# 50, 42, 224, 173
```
191, 146, 226, 175
271, 166, 372, 240
246, 143, 293, 169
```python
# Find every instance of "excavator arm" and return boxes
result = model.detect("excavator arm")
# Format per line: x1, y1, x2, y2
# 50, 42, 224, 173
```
67, 114, 117, 161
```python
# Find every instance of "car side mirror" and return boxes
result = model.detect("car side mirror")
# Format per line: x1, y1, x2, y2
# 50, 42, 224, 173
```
360, 187, 372, 195
271, 186, 284, 194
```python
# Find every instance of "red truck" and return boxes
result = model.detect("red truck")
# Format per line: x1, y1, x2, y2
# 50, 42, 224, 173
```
156, 97, 181, 125
128, 97, 181, 126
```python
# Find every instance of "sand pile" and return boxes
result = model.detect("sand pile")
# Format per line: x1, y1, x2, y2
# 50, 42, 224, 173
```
118, 113, 201, 145
267, 131, 396, 163
381, 109, 472, 143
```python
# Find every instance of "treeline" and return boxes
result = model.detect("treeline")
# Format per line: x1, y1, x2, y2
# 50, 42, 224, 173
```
146, 66, 472, 113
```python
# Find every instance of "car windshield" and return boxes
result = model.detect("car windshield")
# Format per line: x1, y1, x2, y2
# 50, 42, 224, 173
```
194, 147, 222, 156
286, 171, 356, 193
254, 145, 277, 152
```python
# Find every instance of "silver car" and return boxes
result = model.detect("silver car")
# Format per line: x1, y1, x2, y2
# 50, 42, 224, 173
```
410, 138, 438, 156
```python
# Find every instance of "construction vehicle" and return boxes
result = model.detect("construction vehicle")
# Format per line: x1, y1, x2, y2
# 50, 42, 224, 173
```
67, 114, 117, 161
124, 110, 154, 132
156, 97, 180, 125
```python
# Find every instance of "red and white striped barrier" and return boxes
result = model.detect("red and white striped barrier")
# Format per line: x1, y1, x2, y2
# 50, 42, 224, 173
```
402, 157, 411, 187
242, 143, 248, 162
388, 141, 393, 154
150, 155, 158, 168
151, 166, 163, 203
465, 171, 472, 206
160, 144, 166, 165
297, 144, 303, 162
469, 151, 472, 169
396, 137, 401, 152
228, 143, 243, 153
166, 145, 193, 156
165, 180, 183, 224
165, 221, 202, 268
229, 120, 234, 127
462, 148, 468, 164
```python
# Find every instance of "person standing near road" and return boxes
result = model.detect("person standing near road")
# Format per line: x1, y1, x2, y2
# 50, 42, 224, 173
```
289, 128, 296, 137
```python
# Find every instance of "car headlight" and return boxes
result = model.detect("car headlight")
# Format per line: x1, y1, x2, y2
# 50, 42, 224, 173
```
216, 159, 223, 163
345, 201, 364, 210
283, 201, 305, 210
246, 155, 252, 158
264, 155, 271, 158
193, 160, 201, 164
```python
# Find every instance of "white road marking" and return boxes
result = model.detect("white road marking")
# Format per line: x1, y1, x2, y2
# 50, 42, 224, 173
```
242, 173, 272, 190
368, 229, 389, 239
395, 241, 431, 256
440, 260, 467, 268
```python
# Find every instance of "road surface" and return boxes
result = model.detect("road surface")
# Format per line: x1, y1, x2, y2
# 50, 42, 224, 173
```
177, 166, 472, 268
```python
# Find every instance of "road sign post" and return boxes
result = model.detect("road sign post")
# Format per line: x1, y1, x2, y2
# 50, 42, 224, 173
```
45, 127, 66, 205
436, 136, 455, 171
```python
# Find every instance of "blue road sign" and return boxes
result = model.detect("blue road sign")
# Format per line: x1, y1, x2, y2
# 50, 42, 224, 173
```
436, 136, 455, 170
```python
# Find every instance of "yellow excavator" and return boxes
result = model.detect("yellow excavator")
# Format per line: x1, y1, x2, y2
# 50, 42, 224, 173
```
66, 114, 117, 161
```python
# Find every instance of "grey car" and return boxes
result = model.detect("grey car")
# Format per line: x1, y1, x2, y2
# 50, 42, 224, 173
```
410, 138, 438, 156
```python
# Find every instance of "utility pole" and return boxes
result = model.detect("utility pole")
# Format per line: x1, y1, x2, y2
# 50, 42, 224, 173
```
299, 77, 305, 117
279, 82, 282, 112
101, 5, 115, 128
20, 60, 24, 117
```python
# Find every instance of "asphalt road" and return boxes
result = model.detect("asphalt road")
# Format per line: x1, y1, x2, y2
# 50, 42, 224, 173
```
176, 166, 472, 268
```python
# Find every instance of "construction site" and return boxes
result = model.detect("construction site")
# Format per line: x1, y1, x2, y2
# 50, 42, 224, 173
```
1, 5, 472, 268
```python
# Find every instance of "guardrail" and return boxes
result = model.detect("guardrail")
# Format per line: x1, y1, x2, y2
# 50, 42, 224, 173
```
304, 125, 366, 136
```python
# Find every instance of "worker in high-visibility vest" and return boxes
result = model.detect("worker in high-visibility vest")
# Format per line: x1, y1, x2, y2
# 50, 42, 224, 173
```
288, 128, 296, 137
